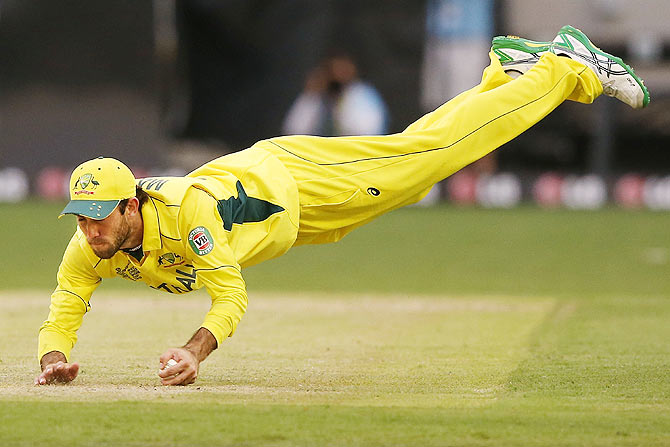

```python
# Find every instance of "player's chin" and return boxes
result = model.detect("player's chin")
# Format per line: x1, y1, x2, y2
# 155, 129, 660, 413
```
91, 244, 119, 259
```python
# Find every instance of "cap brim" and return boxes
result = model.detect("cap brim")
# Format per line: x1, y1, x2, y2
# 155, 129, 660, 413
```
59, 199, 120, 220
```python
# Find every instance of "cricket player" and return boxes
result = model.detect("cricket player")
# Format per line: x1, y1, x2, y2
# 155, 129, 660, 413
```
36, 26, 649, 386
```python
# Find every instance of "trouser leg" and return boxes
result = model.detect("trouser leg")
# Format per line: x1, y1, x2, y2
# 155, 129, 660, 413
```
259, 51, 602, 245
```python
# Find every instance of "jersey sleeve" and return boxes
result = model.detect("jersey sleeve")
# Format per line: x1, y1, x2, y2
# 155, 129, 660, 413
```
178, 187, 248, 346
38, 230, 102, 362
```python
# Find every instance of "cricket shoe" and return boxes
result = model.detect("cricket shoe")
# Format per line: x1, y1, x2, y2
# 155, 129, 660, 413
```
491, 35, 552, 78
552, 25, 650, 108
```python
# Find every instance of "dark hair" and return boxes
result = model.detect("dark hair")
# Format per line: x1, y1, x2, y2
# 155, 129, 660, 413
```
118, 186, 149, 214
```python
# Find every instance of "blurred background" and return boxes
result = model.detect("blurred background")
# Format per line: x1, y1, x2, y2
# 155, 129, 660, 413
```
1, 0, 670, 209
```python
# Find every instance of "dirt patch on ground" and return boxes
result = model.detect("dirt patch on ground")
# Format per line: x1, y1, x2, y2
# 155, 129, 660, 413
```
0, 290, 555, 405
0, 383, 306, 402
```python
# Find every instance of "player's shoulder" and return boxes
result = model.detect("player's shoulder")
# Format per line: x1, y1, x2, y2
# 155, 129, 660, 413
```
137, 176, 188, 206
137, 176, 225, 205
177, 185, 220, 220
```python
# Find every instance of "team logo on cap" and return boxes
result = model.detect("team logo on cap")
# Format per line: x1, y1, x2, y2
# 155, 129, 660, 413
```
158, 252, 185, 268
73, 173, 100, 195
188, 226, 214, 255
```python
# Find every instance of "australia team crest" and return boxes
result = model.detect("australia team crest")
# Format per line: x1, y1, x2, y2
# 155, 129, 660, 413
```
157, 252, 185, 268
73, 173, 100, 195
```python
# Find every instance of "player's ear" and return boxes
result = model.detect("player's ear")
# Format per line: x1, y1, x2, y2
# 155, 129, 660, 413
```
125, 197, 141, 217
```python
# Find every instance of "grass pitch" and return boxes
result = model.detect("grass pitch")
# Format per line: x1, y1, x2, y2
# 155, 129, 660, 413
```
1, 201, 669, 445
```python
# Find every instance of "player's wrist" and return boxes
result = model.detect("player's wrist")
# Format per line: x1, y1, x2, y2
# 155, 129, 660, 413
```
182, 327, 217, 362
181, 346, 200, 362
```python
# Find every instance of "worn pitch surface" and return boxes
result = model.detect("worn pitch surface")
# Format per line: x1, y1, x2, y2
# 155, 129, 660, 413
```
1, 291, 669, 446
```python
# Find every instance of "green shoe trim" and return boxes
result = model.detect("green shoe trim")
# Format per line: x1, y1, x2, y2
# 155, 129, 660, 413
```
492, 36, 551, 54
555, 25, 650, 107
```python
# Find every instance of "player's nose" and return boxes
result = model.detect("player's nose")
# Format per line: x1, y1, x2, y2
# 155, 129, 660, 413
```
85, 221, 101, 238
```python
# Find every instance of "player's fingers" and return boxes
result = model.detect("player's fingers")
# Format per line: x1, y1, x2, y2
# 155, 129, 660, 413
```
160, 374, 180, 386
158, 350, 177, 368
62, 363, 79, 382
35, 367, 55, 385
52, 363, 67, 382
35, 373, 47, 385
157, 361, 183, 379
161, 373, 194, 386
38, 362, 79, 385
43, 366, 55, 383
161, 364, 197, 386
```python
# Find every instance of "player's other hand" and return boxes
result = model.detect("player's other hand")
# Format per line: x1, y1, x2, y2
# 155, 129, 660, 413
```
34, 361, 80, 385
158, 348, 199, 386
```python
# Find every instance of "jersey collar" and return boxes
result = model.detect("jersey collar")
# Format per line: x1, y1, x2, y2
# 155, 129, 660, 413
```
140, 199, 163, 252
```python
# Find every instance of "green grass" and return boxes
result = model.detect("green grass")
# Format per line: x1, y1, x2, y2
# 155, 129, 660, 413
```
1, 201, 669, 446
3, 200, 670, 297
246, 204, 670, 298
3, 400, 667, 447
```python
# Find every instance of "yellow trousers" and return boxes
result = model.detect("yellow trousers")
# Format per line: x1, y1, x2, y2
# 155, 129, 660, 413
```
259, 52, 602, 245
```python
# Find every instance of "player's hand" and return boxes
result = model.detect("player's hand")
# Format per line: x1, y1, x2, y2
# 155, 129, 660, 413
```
34, 361, 80, 385
158, 348, 199, 386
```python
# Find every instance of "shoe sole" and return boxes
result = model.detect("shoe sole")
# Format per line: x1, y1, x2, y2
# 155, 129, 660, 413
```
555, 25, 650, 107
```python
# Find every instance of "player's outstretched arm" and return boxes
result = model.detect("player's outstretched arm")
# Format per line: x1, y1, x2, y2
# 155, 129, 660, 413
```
157, 327, 217, 386
34, 351, 80, 385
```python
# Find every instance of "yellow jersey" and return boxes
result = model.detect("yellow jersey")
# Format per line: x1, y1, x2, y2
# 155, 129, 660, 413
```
39, 148, 299, 361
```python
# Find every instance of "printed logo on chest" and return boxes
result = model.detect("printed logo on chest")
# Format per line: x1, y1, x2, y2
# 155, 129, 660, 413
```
115, 262, 142, 281
150, 264, 197, 294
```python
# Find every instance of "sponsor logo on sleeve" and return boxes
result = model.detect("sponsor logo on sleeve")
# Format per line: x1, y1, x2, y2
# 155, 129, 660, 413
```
188, 226, 214, 255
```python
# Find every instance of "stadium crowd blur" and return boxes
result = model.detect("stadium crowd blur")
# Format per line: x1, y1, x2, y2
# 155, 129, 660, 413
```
1, 0, 670, 209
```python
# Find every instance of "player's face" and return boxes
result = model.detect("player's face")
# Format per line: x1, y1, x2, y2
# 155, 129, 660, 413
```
77, 207, 131, 259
